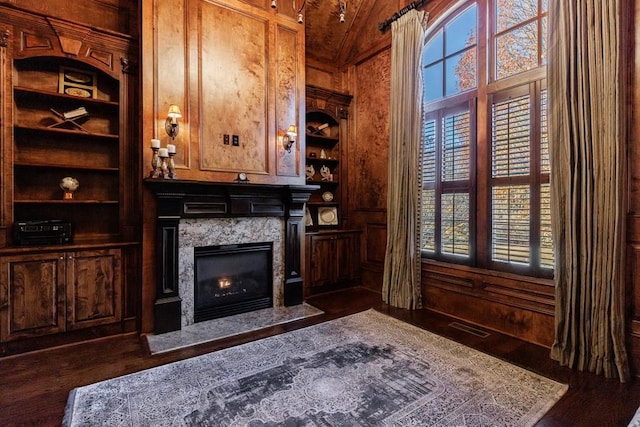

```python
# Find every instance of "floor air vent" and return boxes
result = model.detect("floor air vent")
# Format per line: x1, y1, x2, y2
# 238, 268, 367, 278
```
449, 322, 491, 338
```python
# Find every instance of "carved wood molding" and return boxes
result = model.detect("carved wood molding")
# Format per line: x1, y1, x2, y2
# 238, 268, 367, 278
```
306, 84, 353, 119
120, 57, 136, 74
0, 29, 9, 48
47, 17, 91, 56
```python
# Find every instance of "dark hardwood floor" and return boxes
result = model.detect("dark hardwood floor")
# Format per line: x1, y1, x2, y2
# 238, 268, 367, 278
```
1, 286, 639, 426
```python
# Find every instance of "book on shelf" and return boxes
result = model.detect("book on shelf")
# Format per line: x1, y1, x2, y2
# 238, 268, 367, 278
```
307, 123, 329, 135
50, 107, 89, 120
48, 107, 90, 132
62, 107, 89, 120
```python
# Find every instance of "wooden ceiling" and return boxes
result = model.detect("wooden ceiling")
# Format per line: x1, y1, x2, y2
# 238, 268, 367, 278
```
304, 0, 403, 67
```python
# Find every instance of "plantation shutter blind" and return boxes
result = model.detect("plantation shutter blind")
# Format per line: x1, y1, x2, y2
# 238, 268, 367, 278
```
491, 94, 531, 264
441, 111, 470, 256
420, 109, 472, 258
421, 119, 437, 252
539, 89, 554, 269
442, 112, 471, 182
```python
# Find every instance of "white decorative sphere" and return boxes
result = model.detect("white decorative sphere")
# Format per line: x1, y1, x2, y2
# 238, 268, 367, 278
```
60, 176, 79, 192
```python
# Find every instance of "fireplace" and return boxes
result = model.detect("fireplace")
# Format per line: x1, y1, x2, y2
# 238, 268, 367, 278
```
194, 242, 273, 322
146, 180, 317, 334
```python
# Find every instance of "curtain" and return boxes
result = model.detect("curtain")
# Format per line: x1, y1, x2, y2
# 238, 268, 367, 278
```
548, 0, 629, 381
382, 10, 426, 310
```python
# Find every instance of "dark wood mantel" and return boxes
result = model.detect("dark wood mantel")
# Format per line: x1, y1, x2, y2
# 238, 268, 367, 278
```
145, 179, 318, 334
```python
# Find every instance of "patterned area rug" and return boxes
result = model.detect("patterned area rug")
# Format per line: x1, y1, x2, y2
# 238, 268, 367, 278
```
63, 309, 567, 426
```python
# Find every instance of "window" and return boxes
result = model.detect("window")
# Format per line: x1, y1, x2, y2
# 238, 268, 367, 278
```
423, 4, 478, 102
420, 0, 552, 277
422, 103, 476, 261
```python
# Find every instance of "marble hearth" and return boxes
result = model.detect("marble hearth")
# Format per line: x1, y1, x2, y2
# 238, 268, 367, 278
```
146, 180, 316, 334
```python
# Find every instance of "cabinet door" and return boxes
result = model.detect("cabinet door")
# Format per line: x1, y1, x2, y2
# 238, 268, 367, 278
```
0, 253, 66, 341
307, 235, 336, 287
66, 249, 122, 330
334, 234, 356, 283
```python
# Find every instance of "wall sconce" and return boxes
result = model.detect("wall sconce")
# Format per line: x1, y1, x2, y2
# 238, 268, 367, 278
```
282, 125, 297, 153
165, 104, 182, 140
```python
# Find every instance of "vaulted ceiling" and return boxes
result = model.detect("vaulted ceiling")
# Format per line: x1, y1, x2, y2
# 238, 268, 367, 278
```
304, 0, 402, 67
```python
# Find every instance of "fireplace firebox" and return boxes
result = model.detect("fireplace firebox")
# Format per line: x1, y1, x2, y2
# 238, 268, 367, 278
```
194, 242, 273, 322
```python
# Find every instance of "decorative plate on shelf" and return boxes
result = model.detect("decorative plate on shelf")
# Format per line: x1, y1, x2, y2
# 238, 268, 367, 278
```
322, 191, 334, 202
65, 72, 93, 84
318, 207, 338, 226
64, 87, 92, 98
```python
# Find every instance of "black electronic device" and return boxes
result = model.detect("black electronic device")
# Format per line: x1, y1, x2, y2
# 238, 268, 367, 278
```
13, 220, 73, 246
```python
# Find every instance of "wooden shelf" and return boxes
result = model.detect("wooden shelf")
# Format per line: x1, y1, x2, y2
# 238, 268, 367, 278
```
306, 133, 339, 144
14, 125, 119, 140
306, 157, 338, 163
306, 180, 339, 185
0, 239, 138, 256
305, 102, 344, 240
14, 200, 120, 204
307, 201, 339, 207
14, 86, 119, 107
14, 162, 119, 172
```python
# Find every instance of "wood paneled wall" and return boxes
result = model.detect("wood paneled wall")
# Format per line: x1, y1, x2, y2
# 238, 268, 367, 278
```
0, 0, 138, 37
140, 0, 305, 333
626, 0, 640, 374
142, 0, 304, 185
348, 49, 391, 292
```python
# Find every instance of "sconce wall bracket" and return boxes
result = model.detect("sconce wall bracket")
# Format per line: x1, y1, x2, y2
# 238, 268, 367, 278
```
165, 117, 179, 139
281, 125, 297, 153
165, 104, 182, 140
283, 135, 294, 153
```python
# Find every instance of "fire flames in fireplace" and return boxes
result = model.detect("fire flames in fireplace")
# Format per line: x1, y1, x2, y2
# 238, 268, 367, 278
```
194, 242, 273, 322
218, 278, 232, 289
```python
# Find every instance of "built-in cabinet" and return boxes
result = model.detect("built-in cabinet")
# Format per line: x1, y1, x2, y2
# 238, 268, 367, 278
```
0, 5, 139, 355
306, 230, 361, 293
305, 111, 341, 229
0, 248, 122, 342
12, 57, 122, 239
304, 85, 352, 230
304, 86, 361, 296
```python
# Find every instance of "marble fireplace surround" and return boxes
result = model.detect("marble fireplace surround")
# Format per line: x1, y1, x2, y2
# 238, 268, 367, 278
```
180, 217, 283, 328
146, 179, 316, 334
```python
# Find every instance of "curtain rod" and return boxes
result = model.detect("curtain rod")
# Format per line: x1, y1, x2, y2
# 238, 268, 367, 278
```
378, 0, 428, 32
